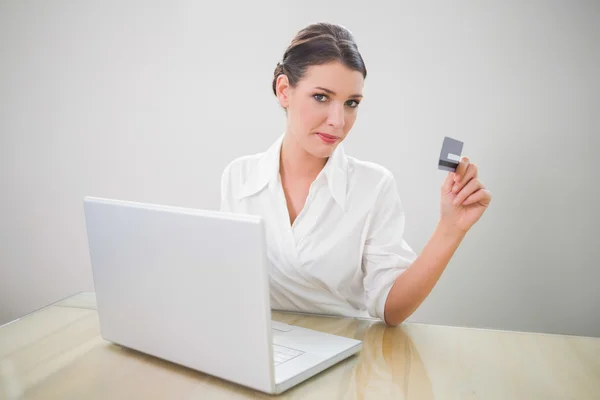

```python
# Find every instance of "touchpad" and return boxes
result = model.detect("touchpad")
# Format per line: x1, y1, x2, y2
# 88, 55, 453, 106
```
271, 320, 293, 332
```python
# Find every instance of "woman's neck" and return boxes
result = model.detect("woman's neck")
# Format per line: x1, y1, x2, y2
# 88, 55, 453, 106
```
280, 132, 327, 180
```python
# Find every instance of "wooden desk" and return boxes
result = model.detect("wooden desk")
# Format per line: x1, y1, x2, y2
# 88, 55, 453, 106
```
0, 292, 598, 399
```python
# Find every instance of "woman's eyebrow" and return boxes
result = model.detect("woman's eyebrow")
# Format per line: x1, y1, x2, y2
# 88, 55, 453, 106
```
314, 86, 363, 98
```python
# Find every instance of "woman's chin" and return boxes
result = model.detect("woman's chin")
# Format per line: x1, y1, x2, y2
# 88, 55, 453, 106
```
309, 144, 336, 159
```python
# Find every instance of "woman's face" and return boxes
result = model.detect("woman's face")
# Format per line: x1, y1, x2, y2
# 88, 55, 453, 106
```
276, 61, 364, 159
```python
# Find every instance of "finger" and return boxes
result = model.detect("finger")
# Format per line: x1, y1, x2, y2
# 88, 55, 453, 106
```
463, 188, 492, 206
442, 171, 455, 193
454, 156, 470, 183
452, 162, 478, 194
453, 178, 481, 205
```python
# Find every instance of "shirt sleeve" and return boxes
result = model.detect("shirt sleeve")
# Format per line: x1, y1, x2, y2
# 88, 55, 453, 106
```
362, 172, 418, 323
220, 162, 233, 212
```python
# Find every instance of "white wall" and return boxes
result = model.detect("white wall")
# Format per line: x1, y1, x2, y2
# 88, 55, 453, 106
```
1, 1, 598, 336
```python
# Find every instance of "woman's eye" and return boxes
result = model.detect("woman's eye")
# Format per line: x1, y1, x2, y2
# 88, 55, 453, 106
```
313, 94, 328, 102
346, 100, 360, 108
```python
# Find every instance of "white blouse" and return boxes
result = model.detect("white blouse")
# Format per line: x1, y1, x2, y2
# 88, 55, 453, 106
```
220, 134, 417, 323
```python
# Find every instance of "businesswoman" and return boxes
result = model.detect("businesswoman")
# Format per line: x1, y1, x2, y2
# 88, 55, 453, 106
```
220, 22, 492, 326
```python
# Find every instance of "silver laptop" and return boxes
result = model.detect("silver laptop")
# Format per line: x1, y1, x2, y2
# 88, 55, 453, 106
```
82, 196, 362, 395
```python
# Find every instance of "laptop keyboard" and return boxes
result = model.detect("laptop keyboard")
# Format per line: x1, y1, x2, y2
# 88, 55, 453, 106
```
273, 344, 304, 366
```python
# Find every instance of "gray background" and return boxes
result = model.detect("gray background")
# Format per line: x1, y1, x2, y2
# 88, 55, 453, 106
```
1, 0, 599, 337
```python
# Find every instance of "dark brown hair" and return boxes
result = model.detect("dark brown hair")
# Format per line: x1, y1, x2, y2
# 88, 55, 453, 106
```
272, 22, 367, 96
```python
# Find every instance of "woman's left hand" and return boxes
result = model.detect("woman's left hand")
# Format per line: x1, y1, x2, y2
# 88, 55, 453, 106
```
440, 157, 492, 234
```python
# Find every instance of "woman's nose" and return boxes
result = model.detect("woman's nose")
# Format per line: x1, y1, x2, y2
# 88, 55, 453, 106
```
327, 103, 345, 129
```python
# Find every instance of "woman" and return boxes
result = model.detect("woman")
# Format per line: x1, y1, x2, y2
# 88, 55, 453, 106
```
220, 22, 492, 326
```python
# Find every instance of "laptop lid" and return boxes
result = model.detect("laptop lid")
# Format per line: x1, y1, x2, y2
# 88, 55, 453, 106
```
83, 197, 275, 393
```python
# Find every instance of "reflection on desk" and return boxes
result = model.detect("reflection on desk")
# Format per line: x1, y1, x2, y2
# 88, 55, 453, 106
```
0, 292, 598, 399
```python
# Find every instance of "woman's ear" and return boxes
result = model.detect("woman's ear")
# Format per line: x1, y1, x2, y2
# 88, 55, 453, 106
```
276, 74, 291, 109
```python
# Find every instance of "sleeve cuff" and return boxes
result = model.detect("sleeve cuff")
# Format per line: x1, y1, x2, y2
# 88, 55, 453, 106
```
376, 281, 395, 324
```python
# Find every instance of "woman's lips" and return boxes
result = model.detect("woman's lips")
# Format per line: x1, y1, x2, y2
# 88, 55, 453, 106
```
316, 132, 339, 144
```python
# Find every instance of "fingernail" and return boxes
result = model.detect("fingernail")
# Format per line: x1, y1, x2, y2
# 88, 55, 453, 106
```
452, 185, 458, 193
